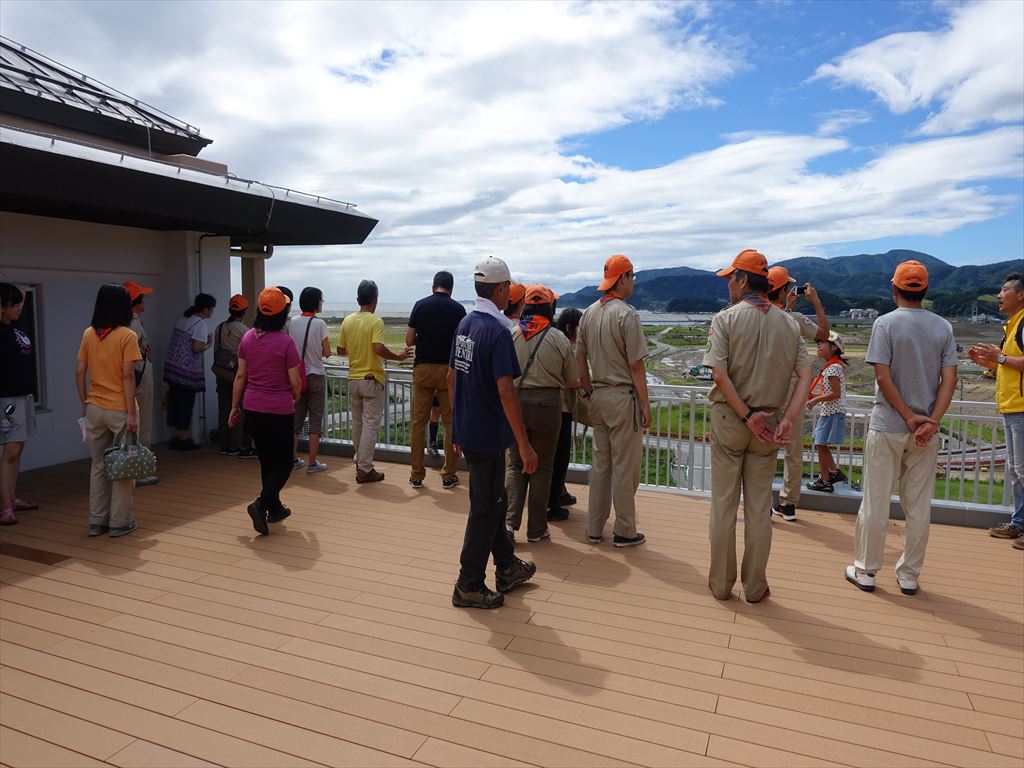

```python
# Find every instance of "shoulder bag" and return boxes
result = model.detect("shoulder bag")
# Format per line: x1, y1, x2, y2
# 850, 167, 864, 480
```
104, 432, 157, 481
212, 322, 239, 381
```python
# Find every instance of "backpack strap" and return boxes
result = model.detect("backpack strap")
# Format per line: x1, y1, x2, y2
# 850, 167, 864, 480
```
517, 326, 551, 391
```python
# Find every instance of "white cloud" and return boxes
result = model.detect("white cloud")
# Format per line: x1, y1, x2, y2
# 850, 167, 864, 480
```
812, 0, 1024, 136
2, 0, 1021, 303
815, 109, 872, 137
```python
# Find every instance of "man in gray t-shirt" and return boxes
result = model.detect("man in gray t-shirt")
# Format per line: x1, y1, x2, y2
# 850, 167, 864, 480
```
846, 261, 958, 598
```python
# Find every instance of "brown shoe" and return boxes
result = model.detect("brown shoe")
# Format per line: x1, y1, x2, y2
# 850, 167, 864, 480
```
356, 468, 385, 484
988, 522, 1024, 539
1013, 535, 1024, 551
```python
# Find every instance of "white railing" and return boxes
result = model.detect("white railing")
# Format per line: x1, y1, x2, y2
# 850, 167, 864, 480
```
312, 366, 1012, 510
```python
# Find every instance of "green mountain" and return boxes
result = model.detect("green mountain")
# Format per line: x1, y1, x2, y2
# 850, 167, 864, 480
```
557, 250, 1023, 313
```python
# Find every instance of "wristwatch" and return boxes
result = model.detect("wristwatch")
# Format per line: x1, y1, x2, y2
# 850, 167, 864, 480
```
998, 353, 1007, 365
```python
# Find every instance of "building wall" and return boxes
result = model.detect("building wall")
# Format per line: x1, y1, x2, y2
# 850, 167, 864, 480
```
0, 212, 231, 470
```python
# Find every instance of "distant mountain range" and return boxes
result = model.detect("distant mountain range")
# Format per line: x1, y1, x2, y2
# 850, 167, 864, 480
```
557, 250, 1023, 312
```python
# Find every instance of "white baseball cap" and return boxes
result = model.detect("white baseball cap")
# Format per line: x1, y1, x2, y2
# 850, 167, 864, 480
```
474, 257, 511, 284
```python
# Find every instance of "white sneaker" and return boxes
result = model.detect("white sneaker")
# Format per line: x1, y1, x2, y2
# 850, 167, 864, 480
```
845, 565, 875, 592
306, 460, 327, 474
896, 575, 918, 595
292, 458, 305, 472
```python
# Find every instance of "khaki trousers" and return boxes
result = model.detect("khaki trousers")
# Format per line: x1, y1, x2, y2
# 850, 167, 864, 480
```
349, 377, 385, 473
778, 407, 805, 506
410, 364, 457, 482
854, 429, 938, 580
587, 386, 642, 539
506, 390, 561, 538
136, 364, 154, 449
708, 403, 777, 600
85, 404, 135, 530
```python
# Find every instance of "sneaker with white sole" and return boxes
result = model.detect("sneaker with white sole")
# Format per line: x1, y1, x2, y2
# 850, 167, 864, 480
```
896, 575, 918, 595
613, 532, 646, 548
306, 460, 327, 474
526, 528, 550, 543
587, 533, 603, 544
772, 503, 797, 521
409, 478, 424, 488
292, 457, 305, 472
845, 565, 875, 592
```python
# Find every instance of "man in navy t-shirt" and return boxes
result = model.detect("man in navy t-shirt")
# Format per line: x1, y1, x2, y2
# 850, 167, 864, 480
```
447, 257, 538, 608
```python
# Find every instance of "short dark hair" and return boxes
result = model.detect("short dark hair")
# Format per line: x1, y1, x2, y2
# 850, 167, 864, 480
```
475, 281, 500, 300
229, 308, 246, 321
299, 286, 323, 313
184, 292, 216, 317
556, 307, 582, 338
895, 286, 927, 302
0, 282, 24, 308
767, 285, 784, 303
735, 269, 770, 294
522, 303, 553, 320
1005, 273, 1023, 293
253, 307, 288, 332
357, 280, 378, 307
276, 285, 294, 301
91, 283, 132, 332
432, 271, 454, 292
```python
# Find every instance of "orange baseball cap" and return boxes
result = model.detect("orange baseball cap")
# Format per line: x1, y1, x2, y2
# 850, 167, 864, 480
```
508, 283, 527, 305
524, 284, 555, 305
892, 260, 928, 290
767, 266, 797, 292
122, 280, 153, 302
716, 249, 769, 278
598, 254, 634, 291
257, 286, 288, 315
228, 294, 249, 311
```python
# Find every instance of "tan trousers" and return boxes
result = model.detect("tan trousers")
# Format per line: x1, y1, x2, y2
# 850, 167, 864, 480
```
778, 407, 805, 506
587, 386, 642, 539
85, 404, 135, 530
854, 429, 938, 580
409, 364, 457, 482
136, 364, 154, 449
349, 377, 385, 473
708, 403, 777, 600
506, 390, 561, 538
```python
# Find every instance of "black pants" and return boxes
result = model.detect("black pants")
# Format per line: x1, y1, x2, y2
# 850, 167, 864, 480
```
244, 410, 293, 514
166, 384, 198, 431
459, 450, 515, 591
548, 412, 573, 510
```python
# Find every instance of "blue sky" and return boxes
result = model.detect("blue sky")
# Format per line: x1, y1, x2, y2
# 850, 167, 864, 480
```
3, 0, 1022, 300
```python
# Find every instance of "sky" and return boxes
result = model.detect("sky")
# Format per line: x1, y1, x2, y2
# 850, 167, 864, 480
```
3, 0, 1023, 302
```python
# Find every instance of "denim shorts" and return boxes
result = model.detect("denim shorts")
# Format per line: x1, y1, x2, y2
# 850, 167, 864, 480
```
812, 412, 846, 447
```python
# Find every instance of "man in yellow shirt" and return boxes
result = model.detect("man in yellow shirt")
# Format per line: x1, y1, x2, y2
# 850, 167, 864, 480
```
337, 280, 411, 483
970, 273, 1024, 549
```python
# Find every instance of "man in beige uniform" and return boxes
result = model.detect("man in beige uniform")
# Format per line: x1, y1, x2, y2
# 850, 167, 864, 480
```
577, 254, 650, 547
703, 250, 810, 602
765, 267, 828, 521
123, 280, 157, 486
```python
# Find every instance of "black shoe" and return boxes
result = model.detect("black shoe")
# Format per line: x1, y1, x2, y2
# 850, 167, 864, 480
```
559, 493, 577, 507
237, 448, 258, 459
613, 532, 646, 548
221, 447, 242, 456
409, 478, 424, 488
547, 507, 570, 521
247, 500, 269, 536
441, 476, 459, 489
452, 582, 504, 609
109, 520, 139, 538
829, 469, 849, 485
267, 506, 291, 523
807, 475, 834, 493
178, 439, 201, 451
167, 438, 182, 451
772, 503, 797, 521
495, 556, 537, 593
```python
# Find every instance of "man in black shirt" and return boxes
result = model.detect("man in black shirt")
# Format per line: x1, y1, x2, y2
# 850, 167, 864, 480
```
406, 271, 467, 488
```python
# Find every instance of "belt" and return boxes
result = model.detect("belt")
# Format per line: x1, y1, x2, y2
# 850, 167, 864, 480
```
363, 375, 377, 380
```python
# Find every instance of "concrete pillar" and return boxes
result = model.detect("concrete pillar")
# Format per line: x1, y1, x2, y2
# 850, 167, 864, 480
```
240, 255, 265, 324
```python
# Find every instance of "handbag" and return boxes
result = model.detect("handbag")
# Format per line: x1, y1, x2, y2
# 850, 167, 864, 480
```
570, 387, 593, 427
103, 432, 157, 481
212, 323, 238, 381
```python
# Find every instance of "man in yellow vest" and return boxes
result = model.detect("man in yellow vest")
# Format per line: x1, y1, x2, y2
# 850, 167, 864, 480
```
970, 273, 1024, 549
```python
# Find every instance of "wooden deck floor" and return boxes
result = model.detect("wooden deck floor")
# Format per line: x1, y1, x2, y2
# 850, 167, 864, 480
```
1, 447, 1022, 768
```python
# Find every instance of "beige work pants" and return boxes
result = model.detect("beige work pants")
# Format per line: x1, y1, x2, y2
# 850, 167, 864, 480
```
708, 403, 777, 601
854, 429, 938, 580
349, 377, 385, 473
506, 390, 561, 538
587, 386, 642, 539
85, 404, 135, 530
409, 364, 457, 482
778, 407, 805, 506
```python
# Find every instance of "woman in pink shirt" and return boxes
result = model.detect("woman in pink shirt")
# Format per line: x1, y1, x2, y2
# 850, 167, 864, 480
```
229, 287, 301, 535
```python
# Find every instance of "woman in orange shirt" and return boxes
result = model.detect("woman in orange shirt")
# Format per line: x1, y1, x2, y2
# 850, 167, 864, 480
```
75, 284, 142, 538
